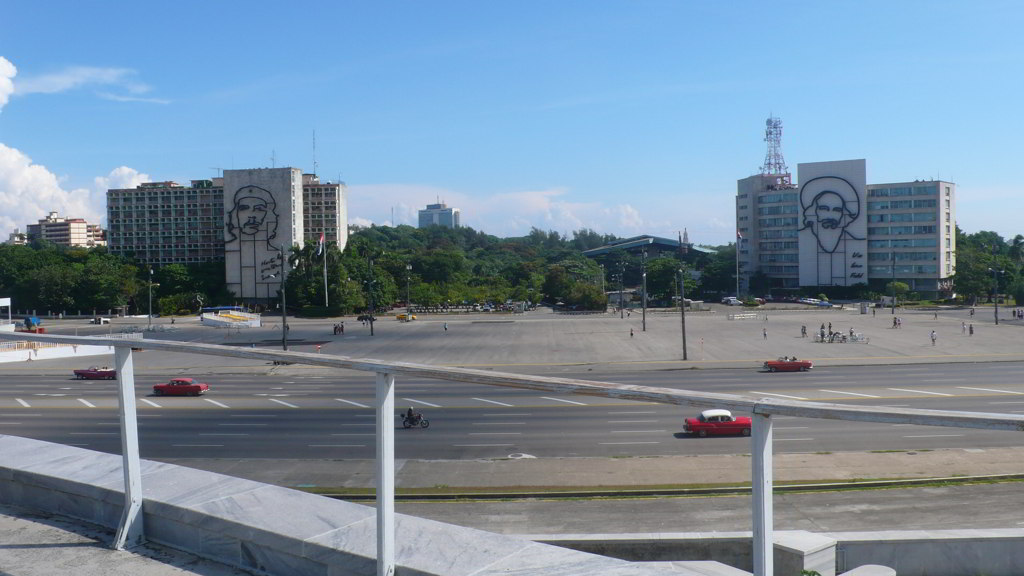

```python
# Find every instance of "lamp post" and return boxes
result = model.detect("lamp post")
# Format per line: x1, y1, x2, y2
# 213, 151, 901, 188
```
405, 264, 412, 322
619, 261, 625, 319
641, 248, 647, 332
279, 250, 288, 351
989, 267, 1004, 325
891, 250, 896, 315
679, 267, 688, 361
147, 268, 153, 329
367, 256, 376, 336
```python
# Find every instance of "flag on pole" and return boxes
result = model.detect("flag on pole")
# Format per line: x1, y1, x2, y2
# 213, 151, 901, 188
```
736, 231, 743, 240
316, 232, 325, 256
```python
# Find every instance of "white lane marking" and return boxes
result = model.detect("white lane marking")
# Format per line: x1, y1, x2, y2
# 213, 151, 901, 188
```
472, 397, 514, 407
608, 420, 658, 423
204, 398, 230, 408
481, 413, 531, 417
820, 389, 881, 398
1, 413, 39, 416
268, 398, 299, 408
173, 444, 224, 447
959, 386, 1024, 395
331, 433, 375, 437
468, 432, 522, 436
750, 391, 808, 400
199, 433, 249, 436
610, 430, 666, 434
139, 399, 161, 408
540, 396, 587, 406
402, 398, 442, 408
919, 378, 965, 383
607, 411, 658, 415
15, 399, 30, 408
472, 422, 526, 426
335, 398, 370, 408
78, 399, 96, 408
70, 432, 117, 436
0, 422, 21, 425
228, 414, 277, 418
219, 423, 268, 426
887, 388, 953, 397
994, 401, 1024, 404
903, 434, 965, 438
600, 441, 660, 445
775, 426, 810, 430
309, 444, 365, 447
339, 423, 374, 427
453, 444, 515, 447
775, 438, 816, 441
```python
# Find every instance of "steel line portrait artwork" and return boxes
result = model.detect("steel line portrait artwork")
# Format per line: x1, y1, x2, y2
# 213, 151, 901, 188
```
225, 185, 283, 298
800, 175, 865, 285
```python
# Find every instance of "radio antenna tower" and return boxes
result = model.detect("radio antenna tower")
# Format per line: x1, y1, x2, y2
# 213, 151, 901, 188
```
760, 116, 789, 179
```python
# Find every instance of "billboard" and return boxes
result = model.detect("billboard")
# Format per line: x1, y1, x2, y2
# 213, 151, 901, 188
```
797, 160, 867, 287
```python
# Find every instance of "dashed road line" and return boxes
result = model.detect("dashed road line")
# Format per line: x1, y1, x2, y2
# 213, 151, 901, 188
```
309, 444, 366, 448
540, 396, 587, 406
139, 399, 161, 408
959, 386, 1024, 395
904, 434, 965, 438
268, 398, 299, 408
468, 432, 522, 436
600, 441, 660, 445
403, 398, 442, 408
453, 443, 515, 447
610, 430, 666, 434
15, 399, 29, 408
608, 420, 658, 423
750, 391, 808, 400
472, 397, 515, 407
820, 389, 881, 398
472, 422, 526, 426
335, 398, 370, 408
77, 399, 96, 408
204, 398, 230, 408
887, 388, 953, 397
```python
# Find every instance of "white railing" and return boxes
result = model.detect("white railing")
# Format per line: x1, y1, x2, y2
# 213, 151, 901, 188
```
0, 331, 1021, 576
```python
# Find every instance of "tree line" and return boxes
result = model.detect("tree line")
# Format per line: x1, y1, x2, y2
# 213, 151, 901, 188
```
0, 225, 1013, 317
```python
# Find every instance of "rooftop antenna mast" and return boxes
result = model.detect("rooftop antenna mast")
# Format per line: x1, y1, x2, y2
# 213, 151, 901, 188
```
760, 116, 790, 186
312, 130, 318, 177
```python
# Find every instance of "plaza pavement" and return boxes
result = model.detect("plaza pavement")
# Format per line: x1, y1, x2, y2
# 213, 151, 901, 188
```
2, 303, 1024, 574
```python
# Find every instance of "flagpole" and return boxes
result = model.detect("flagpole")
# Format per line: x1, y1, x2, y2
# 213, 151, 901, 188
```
319, 233, 328, 308
736, 232, 741, 298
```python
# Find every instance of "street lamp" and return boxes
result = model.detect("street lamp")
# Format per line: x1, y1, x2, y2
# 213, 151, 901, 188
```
989, 267, 1005, 325
406, 264, 413, 322
619, 261, 625, 319
641, 248, 647, 332
367, 256, 376, 336
148, 268, 153, 329
679, 267, 688, 361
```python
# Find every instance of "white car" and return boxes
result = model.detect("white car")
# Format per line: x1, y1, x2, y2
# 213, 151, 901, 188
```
721, 297, 742, 306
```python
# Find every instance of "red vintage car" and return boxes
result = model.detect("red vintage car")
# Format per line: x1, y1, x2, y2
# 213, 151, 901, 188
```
153, 377, 210, 396
73, 366, 117, 380
683, 409, 752, 437
763, 356, 813, 372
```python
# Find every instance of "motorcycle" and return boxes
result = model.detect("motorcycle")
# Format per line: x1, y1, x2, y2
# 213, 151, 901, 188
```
402, 414, 430, 429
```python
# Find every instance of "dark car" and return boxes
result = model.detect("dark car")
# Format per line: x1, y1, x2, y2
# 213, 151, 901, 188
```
357, 314, 376, 322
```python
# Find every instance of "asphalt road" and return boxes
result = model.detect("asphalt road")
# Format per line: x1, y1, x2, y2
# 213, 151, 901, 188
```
4, 361, 1024, 460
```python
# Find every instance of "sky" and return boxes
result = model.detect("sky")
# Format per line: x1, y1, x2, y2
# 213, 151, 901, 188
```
1, 1, 1023, 247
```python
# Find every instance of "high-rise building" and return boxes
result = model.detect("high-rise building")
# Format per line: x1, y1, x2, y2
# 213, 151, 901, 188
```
25, 211, 106, 248
302, 173, 348, 253
107, 179, 226, 265
418, 202, 460, 229
736, 120, 955, 299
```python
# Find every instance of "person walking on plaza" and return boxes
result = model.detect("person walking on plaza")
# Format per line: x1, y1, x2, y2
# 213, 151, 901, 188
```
930, 330, 937, 346
630, 328, 634, 338
443, 322, 448, 332
962, 321, 966, 334
763, 327, 767, 340
969, 323, 975, 336
801, 325, 807, 338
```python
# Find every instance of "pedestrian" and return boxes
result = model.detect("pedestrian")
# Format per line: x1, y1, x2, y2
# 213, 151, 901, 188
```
340, 322, 344, 334
801, 325, 807, 338
444, 322, 448, 332
630, 328, 634, 338
828, 322, 832, 333
893, 317, 897, 329
934, 312, 938, 320
961, 321, 966, 334
763, 327, 767, 340
969, 323, 974, 336
970, 307, 975, 317
930, 330, 937, 346
872, 307, 876, 317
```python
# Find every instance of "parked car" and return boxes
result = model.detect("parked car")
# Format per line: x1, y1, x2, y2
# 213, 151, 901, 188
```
73, 366, 117, 380
762, 356, 813, 372
683, 409, 752, 437
153, 377, 210, 396
721, 297, 742, 306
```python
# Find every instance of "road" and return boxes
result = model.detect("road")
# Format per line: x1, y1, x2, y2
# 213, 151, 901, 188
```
4, 362, 1024, 460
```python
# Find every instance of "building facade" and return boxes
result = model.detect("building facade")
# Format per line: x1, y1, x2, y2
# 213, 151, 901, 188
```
25, 211, 106, 248
737, 160, 955, 299
302, 174, 348, 253
107, 180, 226, 265
418, 202, 460, 229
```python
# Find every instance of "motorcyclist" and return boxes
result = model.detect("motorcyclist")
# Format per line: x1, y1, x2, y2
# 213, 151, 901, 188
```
406, 407, 415, 422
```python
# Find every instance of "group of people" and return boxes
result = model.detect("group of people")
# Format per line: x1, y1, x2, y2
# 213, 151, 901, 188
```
332, 322, 345, 335
891, 316, 904, 329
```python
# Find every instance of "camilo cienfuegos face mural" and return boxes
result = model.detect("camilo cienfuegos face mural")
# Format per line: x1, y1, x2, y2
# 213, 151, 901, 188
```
797, 166, 867, 287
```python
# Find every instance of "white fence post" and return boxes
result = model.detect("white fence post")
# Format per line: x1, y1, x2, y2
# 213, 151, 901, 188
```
752, 412, 774, 576
113, 346, 144, 549
376, 372, 396, 576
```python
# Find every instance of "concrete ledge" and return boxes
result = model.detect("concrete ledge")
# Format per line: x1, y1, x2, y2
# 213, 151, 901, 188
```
830, 529, 1024, 576
0, 435, 712, 576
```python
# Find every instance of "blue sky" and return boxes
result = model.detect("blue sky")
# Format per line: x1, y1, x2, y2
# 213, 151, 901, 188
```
1, 1, 1022, 246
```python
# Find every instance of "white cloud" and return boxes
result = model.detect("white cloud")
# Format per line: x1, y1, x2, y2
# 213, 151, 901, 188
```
0, 57, 15, 111
9, 61, 165, 104
0, 144, 101, 235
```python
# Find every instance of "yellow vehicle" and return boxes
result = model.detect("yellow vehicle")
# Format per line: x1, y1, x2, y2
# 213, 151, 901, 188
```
396, 313, 417, 321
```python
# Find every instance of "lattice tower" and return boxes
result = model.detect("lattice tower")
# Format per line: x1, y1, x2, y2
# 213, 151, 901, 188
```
760, 116, 788, 176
